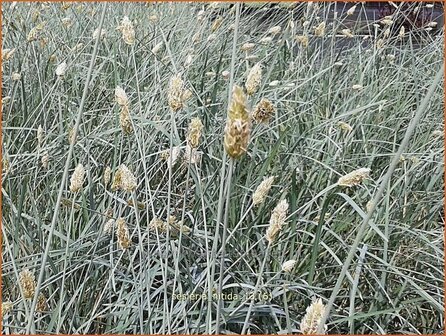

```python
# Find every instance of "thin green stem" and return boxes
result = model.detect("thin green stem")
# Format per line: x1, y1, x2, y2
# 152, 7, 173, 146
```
215, 159, 234, 333
241, 242, 272, 334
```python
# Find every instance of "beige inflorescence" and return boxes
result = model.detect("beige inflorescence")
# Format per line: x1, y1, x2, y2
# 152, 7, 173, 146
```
245, 62, 262, 96
224, 86, 251, 159
36, 293, 48, 313
252, 176, 275, 206
116, 218, 131, 249
252, 98, 276, 123
103, 166, 111, 186
117, 16, 135, 45
111, 164, 137, 192
187, 118, 204, 148
281, 259, 297, 273
69, 163, 85, 192
148, 216, 191, 238
19, 269, 36, 299
337, 121, 353, 132
115, 86, 133, 134
265, 199, 289, 243
300, 298, 327, 334
119, 104, 133, 134
1, 301, 13, 318
314, 22, 326, 37
168, 74, 192, 112
37, 125, 44, 149
337, 168, 371, 187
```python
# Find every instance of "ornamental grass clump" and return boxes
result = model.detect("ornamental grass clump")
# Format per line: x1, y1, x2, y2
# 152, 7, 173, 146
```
224, 85, 251, 159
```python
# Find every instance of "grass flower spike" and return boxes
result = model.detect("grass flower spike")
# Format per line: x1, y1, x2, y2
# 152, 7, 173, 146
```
19, 269, 36, 299
246, 62, 262, 95
252, 176, 274, 206
337, 168, 371, 187
282, 259, 297, 273
116, 218, 131, 249
168, 74, 191, 112
115, 86, 129, 106
69, 163, 85, 192
117, 16, 135, 45
187, 117, 204, 148
266, 199, 289, 243
111, 164, 137, 192
119, 105, 133, 134
300, 298, 327, 334
56, 62, 67, 77
1, 302, 13, 318
252, 98, 275, 123
224, 85, 251, 159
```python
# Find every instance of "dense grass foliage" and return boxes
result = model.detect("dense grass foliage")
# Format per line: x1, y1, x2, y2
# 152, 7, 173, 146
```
1, 2, 444, 334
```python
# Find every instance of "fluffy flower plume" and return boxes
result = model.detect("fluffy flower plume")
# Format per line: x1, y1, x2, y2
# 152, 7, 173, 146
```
268, 26, 281, 35
347, 4, 357, 15
92, 28, 106, 40
41, 151, 49, 169
245, 62, 262, 95
115, 86, 129, 106
295, 35, 309, 48
1, 301, 13, 318
37, 125, 44, 148
341, 29, 354, 38
117, 16, 135, 45
19, 269, 36, 299
184, 145, 201, 165
300, 298, 327, 334
252, 176, 274, 206
211, 16, 223, 32
104, 218, 115, 234
56, 61, 67, 77
224, 85, 251, 159
161, 146, 181, 168
148, 217, 166, 232
2, 48, 16, 61
265, 199, 289, 243
337, 168, 370, 187
111, 164, 137, 192
119, 105, 133, 134
103, 166, 111, 186
314, 22, 326, 37
337, 121, 353, 132
116, 218, 131, 249
36, 293, 48, 313
241, 42, 255, 52
69, 163, 85, 192
187, 118, 204, 148
252, 98, 276, 123
168, 74, 191, 112
281, 259, 297, 273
